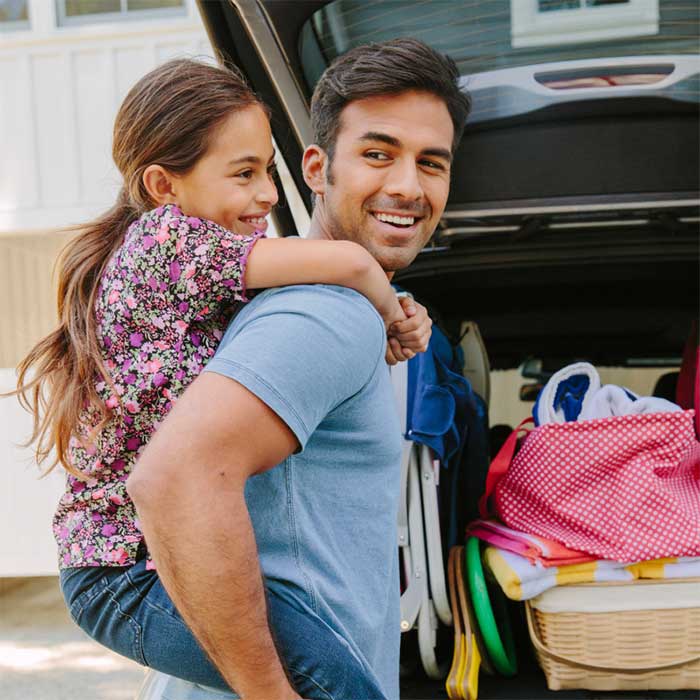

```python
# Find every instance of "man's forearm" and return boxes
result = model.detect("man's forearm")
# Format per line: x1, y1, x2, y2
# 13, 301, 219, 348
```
131, 479, 297, 700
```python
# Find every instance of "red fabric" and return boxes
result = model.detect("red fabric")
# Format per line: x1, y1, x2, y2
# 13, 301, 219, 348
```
483, 410, 700, 562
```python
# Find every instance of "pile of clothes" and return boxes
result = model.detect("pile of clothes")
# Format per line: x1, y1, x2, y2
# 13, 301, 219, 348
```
469, 362, 700, 602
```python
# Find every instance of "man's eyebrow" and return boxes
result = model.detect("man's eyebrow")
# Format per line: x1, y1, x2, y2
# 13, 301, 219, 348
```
358, 132, 452, 163
359, 131, 401, 148
421, 147, 452, 164
227, 150, 276, 166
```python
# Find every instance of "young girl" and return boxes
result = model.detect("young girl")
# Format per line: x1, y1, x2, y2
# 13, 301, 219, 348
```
13, 59, 429, 696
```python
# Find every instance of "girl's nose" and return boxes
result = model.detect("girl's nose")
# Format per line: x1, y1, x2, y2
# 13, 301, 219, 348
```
258, 176, 279, 207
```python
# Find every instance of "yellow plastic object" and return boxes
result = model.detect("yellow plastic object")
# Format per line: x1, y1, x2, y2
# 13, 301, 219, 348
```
446, 547, 467, 698
446, 545, 484, 699
467, 634, 481, 700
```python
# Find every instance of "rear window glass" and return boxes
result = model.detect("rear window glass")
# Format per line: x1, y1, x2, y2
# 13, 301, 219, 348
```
299, 0, 699, 89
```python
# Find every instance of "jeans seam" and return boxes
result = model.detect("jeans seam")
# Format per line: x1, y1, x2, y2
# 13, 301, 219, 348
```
103, 577, 147, 666
123, 567, 192, 633
287, 665, 334, 700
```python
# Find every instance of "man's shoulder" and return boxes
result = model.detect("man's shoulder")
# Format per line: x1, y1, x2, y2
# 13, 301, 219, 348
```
240, 284, 383, 332
216, 284, 386, 371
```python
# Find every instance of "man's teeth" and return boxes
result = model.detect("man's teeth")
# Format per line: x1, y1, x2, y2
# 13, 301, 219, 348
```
375, 212, 415, 226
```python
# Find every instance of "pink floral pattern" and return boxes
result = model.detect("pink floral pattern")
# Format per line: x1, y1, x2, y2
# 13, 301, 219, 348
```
53, 204, 263, 568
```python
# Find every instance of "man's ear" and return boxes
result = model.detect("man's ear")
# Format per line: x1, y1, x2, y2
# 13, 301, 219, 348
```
142, 165, 179, 205
302, 144, 328, 196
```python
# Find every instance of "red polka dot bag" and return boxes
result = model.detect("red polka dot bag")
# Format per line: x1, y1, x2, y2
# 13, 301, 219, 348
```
479, 410, 700, 562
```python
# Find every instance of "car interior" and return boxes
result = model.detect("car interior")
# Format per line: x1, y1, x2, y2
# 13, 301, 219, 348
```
199, 1, 699, 698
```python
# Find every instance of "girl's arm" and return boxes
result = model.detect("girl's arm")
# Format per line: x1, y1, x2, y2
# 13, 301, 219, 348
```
245, 238, 405, 328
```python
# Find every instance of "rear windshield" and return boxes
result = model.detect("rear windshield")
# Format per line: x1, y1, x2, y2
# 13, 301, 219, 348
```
299, 0, 699, 89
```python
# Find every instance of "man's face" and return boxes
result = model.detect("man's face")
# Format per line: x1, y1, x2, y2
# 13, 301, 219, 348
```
305, 90, 454, 272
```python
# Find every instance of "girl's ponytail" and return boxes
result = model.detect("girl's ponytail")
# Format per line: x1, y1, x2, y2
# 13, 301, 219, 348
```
14, 189, 138, 478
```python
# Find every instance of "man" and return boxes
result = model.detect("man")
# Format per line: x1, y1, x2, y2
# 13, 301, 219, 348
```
127, 39, 470, 699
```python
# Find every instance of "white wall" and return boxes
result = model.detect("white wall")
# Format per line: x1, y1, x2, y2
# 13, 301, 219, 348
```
0, 0, 213, 233
0, 370, 66, 576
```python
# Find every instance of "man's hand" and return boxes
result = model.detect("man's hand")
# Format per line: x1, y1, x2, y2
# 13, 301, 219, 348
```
385, 298, 433, 364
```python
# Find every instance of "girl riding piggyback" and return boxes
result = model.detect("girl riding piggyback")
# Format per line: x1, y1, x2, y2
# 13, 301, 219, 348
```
14, 58, 430, 571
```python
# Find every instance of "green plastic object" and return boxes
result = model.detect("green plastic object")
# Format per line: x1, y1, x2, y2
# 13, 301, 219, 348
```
465, 536, 517, 677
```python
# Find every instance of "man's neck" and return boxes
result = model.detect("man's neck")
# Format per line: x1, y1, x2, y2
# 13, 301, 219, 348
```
306, 209, 394, 280
305, 208, 332, 241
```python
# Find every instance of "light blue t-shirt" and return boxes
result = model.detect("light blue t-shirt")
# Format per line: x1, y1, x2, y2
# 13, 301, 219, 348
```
204, 284, 402, 698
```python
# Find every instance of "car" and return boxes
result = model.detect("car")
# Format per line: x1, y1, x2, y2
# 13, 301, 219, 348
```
137, 1, 699, 698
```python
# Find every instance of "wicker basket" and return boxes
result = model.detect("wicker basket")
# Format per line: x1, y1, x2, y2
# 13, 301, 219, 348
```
525, 580, 700, 691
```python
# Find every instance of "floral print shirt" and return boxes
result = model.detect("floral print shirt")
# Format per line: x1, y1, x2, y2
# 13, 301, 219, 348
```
53, 204, 263, 568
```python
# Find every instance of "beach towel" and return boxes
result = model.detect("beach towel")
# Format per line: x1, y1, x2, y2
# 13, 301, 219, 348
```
534, 362, 681, 426
579, 384, 681, 421
483, 545, 700, 601
534, 362, 600, 426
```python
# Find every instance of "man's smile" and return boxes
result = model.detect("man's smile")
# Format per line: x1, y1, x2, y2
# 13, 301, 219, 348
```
369, 209, 427, 235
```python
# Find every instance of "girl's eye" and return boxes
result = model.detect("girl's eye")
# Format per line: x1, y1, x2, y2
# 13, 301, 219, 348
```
267, 162, 278, 176
234, 170, 254, 179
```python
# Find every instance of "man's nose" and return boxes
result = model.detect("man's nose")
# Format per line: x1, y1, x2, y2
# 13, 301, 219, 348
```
385, 159, 424, 203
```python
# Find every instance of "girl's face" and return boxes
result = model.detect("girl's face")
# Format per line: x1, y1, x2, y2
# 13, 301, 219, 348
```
171, 105, 279, 235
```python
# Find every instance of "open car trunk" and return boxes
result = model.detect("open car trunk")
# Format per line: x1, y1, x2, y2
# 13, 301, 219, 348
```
199, 1, 699, 697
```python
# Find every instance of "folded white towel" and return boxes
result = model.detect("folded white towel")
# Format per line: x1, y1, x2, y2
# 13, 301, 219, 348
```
535, 362, 601, 425
579, 384, 682, 421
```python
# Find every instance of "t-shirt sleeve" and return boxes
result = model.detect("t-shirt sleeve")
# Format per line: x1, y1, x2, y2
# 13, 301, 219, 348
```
203, 285, 386, 449
141, 207, 263, 322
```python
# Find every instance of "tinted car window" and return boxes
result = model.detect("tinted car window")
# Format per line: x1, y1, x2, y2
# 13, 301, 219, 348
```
300, 0, 699, 88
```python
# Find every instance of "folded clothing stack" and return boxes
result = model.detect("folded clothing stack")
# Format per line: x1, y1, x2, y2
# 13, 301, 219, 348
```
467, 519, 700, 601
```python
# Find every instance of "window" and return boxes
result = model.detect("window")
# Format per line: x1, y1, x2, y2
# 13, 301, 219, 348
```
0, 0, 29, 31
56, 0, 185, 26
301, 0, 694, 88
511, 0, 660, 48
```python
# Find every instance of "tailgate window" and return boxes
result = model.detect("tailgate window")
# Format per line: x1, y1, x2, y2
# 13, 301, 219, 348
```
299, 0, 699, 88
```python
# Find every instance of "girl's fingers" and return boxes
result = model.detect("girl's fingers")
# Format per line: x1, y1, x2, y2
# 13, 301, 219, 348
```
398, 296, 417, 317
391, 328, 423, 342
389, 336, 408, 363
385, 346, 399, 365
391, 316, 432, 335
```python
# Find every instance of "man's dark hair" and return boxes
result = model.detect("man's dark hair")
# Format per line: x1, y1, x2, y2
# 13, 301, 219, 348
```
310, 38, 471, 160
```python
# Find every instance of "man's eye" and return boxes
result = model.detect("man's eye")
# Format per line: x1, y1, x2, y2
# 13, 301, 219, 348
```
365, 151, 390, 161
420, 159, 446, 171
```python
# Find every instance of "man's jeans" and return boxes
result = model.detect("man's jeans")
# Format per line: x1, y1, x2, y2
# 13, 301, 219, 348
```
59, 558, 387, 700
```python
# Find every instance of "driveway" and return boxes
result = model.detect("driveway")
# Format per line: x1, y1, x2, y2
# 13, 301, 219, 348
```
0, 577, 145, 700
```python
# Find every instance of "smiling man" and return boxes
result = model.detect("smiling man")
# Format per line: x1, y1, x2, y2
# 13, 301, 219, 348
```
126, 39, 470, 700
304, 91, 456, 275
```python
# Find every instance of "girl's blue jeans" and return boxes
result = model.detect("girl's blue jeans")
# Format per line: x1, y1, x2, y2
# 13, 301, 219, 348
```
59, 557, 387, 700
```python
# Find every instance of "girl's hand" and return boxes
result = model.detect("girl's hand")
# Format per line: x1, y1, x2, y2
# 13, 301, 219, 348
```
386, 298, 433, 364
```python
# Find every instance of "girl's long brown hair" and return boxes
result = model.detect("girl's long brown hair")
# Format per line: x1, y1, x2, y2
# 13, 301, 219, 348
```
11, 58, 265, 478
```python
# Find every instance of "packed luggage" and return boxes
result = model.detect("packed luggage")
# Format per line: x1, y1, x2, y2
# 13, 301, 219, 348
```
396, 322, 700, 696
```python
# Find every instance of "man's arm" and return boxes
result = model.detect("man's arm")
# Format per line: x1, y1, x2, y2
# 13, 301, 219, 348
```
126, 371, 300, 700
